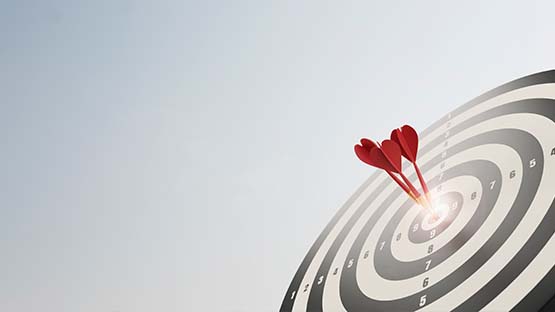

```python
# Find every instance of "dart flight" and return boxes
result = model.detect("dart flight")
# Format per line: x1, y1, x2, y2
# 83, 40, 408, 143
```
355, 125, 434, 214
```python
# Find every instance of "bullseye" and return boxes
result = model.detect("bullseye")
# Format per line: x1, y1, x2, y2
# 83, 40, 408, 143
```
423, 204, 448, 227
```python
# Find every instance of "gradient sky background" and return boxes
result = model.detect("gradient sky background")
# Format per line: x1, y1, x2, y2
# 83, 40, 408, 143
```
2, 1, 555, 311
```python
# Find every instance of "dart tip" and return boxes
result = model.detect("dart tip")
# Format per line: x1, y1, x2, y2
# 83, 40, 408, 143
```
416, 195, 438, 219
408, 193, 437, 219
424, 191, 433, 204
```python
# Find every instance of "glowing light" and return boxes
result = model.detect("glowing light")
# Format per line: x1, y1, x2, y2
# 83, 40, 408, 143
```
427, 200, 449, 223
436, 204, 449, 215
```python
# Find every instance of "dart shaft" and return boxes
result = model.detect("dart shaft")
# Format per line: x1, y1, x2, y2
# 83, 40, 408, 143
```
413, 162, 432, 202
399, 172, 421, 198
384, 170, 418, 203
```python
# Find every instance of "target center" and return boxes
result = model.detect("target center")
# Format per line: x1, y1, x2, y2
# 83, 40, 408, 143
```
425, 203, 449, 226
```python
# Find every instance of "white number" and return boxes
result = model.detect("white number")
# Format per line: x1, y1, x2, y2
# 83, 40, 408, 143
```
430, 229, 436, 238
425, 259, 432, 270
291, 291, 296, 299
413, 223, 419, 232
451, 201, 458, 210
530, 158, 537, 168
347, 259, 354, 268
419, 295, 427, 307
380, 241, 386, 250
317, 276, 324, 285
489, 180, 496, 190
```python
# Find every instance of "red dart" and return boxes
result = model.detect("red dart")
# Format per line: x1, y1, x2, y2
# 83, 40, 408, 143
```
378, 139, 423, 203
354, 139, 417, 203
391, 125, 432, 204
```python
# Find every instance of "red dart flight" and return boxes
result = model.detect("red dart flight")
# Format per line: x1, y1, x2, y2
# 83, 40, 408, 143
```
355, 125, 434, 214
391, 125, 432, 204
354, 138, 417, 202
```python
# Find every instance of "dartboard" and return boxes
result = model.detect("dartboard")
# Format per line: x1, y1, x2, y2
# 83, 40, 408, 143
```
280, 70, 555, 312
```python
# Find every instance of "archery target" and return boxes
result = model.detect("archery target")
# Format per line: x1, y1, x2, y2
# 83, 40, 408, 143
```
280, 70, 555, 312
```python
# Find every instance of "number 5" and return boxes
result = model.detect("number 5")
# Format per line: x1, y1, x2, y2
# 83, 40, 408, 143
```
419, 295, 427, 307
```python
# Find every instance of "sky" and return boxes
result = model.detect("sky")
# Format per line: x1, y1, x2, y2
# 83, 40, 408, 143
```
2, 1, 555, 311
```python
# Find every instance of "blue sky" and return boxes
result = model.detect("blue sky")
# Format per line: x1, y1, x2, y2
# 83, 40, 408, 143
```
2, 1, 555, 311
